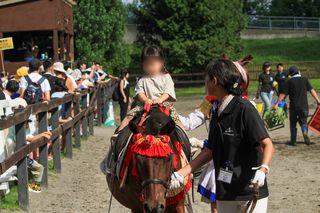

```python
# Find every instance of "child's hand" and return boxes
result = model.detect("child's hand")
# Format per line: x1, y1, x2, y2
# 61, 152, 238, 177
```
146, 99, 153, 105
153, 98, 163, 105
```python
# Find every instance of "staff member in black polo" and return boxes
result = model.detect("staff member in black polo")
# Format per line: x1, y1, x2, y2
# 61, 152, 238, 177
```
256, 62, 275, 115
275, 66, 320, 145
171, 59, 275, 212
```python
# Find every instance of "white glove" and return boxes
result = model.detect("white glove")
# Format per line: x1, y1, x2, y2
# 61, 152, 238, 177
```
189, 137, 204, 149
251, 170, 266, 187
170, 172, 184, 189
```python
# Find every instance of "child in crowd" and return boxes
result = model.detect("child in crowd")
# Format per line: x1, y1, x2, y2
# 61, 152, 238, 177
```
275, 66, 320, 145
117, 46, 176, 131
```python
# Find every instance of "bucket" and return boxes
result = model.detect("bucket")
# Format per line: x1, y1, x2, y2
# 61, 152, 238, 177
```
256, 102, 263, 114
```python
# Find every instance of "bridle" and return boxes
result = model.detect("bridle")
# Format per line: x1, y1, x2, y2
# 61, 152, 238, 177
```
141, 178, 170, 189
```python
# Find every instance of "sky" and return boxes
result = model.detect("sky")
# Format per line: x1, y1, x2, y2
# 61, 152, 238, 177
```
122, 0, 133, 4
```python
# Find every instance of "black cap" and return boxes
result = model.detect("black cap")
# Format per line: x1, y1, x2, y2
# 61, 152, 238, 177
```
262, 61, 272, 69
28, 59, 41, 72
289, 66, 299, 76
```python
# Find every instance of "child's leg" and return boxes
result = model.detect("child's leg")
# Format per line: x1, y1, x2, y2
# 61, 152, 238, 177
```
211, 202, 218, 213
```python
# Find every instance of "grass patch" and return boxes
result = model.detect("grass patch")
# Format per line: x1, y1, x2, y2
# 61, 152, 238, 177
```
176, 79, 320, 98
0, 185, 19, 211
243, 37, 320, 65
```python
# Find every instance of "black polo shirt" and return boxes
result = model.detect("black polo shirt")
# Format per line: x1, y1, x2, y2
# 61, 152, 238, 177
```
283, 76, 313, 111
258, 72, 274, 93
275, 70, 289, 94
207, 96, 270, 201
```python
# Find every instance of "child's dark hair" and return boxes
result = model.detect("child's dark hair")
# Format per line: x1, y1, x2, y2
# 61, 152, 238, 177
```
6, 80, 20, 94
205, 59, 242, 96
141, 46, 168, 73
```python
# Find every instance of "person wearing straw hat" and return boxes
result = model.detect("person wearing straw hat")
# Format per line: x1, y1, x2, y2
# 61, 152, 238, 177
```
53, 62, 76, 93
15, 66, 29, 82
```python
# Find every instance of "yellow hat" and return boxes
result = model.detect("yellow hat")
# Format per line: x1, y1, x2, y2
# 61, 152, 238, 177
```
15, 66, 29, 81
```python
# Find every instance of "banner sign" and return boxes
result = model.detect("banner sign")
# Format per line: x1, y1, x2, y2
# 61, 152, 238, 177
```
0, 37, 14, 51
308, 106, 320, 134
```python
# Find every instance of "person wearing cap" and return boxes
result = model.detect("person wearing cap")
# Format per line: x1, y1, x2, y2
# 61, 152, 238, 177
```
19, 59, 51, 102
53, 62, 76, 93
256, 62, 275, 115
275, 66, 320, 146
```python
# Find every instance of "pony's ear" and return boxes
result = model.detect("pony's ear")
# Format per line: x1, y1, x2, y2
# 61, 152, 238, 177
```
160, 118, 176, 135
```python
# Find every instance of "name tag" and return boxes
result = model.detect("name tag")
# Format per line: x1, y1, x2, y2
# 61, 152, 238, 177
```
218, 168, 233, 184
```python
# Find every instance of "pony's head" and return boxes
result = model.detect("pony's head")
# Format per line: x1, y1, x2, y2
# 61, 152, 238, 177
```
129, 105, 176, 213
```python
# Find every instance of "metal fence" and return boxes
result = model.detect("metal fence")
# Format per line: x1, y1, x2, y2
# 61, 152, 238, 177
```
248, 15, 320, 31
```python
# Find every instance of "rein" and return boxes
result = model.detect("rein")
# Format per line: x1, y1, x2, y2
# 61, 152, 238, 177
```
242, 183, 259, 213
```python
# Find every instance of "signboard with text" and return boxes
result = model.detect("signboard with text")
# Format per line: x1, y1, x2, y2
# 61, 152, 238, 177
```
0, 37, 14, 51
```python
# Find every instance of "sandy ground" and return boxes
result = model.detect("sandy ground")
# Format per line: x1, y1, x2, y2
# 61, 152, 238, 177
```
4, 97, 320, 213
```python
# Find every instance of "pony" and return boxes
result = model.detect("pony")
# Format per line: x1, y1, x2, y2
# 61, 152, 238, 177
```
101, 105, 191, 213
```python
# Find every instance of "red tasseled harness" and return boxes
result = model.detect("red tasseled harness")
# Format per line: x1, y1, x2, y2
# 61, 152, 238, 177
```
120, 104, 191, 205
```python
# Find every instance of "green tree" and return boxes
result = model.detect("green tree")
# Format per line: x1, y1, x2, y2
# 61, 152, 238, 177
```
270, 0, 320, 17
74, 0, 107, 63
243, 0, 271, 15
104, 0, 130, 72
134, 0, 247, 73
74, 0, 129, 72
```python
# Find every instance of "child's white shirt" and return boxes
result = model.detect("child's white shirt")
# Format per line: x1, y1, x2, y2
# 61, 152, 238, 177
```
134, 73, 176, 101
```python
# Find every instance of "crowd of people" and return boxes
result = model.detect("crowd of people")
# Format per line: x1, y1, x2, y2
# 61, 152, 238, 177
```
0, 58, 118, 194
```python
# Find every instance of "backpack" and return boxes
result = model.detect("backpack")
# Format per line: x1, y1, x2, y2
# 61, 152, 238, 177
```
23, 75, 45, 104
111, 80, 121, 102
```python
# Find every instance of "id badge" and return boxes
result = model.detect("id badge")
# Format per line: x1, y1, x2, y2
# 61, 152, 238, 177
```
218, 168, 233, 184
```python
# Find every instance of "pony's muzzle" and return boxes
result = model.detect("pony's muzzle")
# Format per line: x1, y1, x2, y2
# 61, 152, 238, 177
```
143, 202, 165, 213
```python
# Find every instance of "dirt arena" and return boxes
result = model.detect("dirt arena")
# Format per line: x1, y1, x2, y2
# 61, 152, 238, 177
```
5, 97, 320, 213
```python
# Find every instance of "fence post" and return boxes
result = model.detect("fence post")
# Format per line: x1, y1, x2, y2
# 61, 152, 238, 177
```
103, 86, 109, 124
64, 99, 72, 158
81, 92, 88, 137
97, 86, 102, 126
15, 117, 29, 211
51, 107, 61, 173
38, 111, 48, 186
269, 17, 272, 30
73, 95, 81, 148
89, 91, 94, 135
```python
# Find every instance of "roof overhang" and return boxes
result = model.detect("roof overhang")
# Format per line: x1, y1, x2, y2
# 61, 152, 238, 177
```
0, 0, 76, 8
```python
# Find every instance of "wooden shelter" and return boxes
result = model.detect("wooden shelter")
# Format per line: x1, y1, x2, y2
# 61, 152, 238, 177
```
0, 0, 76, 74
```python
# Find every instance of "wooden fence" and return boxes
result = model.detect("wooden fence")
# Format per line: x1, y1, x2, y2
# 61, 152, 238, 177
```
0, 82, 111, 211
130, 61, 320, 87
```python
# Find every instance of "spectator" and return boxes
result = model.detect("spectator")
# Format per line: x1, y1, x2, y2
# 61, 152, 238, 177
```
256, 62, 274, 115
118, 69, 130, 121
274, 63, 288, 95
19, 59, 51, 103
43, 60, 68, 96
25, 121, 52, 193
53, 62, 75, 93
3, 80, 20, 101
275, 66, 320, 146
14, 66, 28, 82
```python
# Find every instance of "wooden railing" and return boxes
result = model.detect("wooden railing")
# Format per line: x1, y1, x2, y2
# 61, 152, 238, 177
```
0, 82, 111, 211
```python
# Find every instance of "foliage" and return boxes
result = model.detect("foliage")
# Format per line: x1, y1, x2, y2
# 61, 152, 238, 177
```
0, 185, 19, 210
74, 0, 107, 64
133, 0, 247, 73
243, 0, 271, 15
270, 0, 320, 17
74, 0, 129, 72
